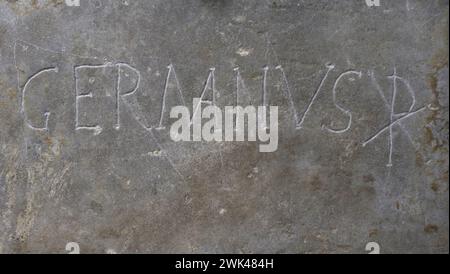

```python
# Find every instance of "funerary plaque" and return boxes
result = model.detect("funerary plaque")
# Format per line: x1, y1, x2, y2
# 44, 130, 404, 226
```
0, 0, 448, 254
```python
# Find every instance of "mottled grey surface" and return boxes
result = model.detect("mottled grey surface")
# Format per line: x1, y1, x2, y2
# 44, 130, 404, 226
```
0, 0, 448, 254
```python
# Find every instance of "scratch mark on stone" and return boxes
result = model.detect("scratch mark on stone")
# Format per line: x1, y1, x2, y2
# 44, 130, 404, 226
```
362, 107, 427, 147
15, 39, 100, 60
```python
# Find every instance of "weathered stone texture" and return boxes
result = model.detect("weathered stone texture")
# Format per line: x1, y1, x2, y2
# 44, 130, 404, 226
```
0, 0, 448, 253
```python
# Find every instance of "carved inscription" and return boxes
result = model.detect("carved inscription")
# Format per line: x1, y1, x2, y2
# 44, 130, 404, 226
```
15, 41, 427, 166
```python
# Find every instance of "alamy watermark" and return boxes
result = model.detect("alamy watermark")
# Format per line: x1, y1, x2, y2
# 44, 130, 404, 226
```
365, 0, 380, 7
170, 98, 279, 153
65, 0, 80, 6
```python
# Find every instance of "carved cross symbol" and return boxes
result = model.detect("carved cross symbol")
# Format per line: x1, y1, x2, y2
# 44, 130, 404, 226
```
363, 68, 426, 167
